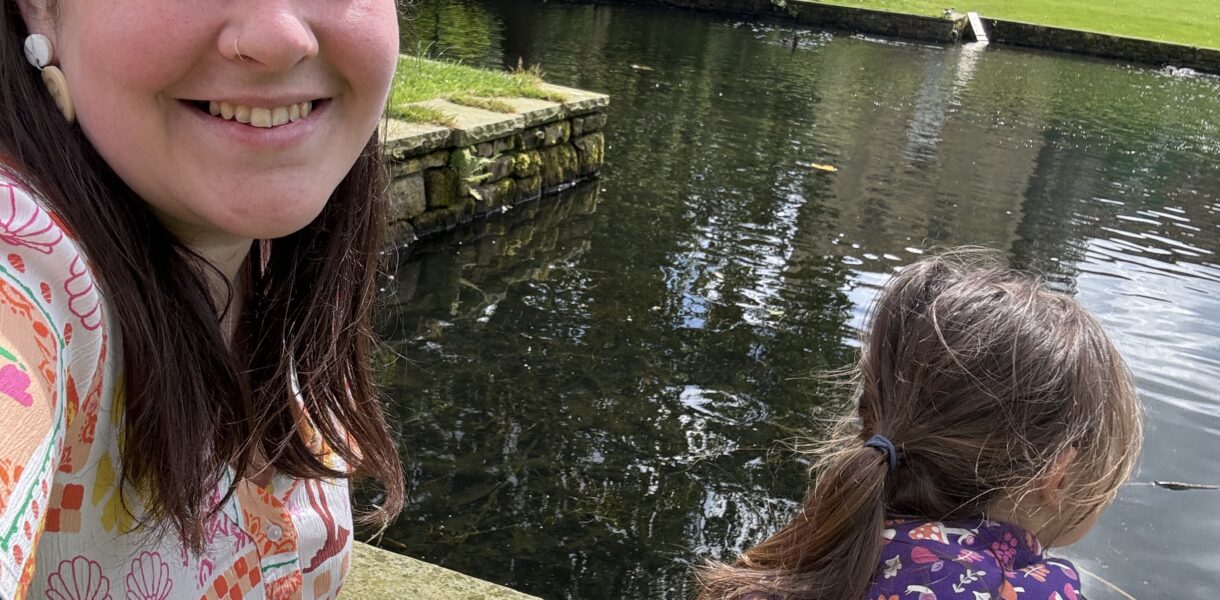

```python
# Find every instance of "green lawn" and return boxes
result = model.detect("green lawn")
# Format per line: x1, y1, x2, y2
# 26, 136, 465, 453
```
817, 0, 1220, 49
389, 56, 567, 125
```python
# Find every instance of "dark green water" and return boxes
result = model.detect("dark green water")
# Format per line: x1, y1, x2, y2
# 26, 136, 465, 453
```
374, 2, 1220, 598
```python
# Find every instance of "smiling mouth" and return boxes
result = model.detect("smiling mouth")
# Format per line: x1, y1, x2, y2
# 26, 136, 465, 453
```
187, 99, 326, 128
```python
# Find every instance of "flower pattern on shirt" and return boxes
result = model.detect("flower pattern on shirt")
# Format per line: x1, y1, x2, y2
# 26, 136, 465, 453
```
872, 519, 1083, 600
0, 173, 354, 600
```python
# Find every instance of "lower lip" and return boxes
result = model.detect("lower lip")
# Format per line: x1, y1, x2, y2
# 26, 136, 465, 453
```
182, 100, 329, 150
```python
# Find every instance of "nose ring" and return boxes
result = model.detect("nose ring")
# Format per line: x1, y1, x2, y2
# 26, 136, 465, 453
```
234, 37, 248, 62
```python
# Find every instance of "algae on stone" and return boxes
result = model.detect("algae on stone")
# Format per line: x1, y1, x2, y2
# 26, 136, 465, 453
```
539, 145, 580, 190
424, 168, 460, 209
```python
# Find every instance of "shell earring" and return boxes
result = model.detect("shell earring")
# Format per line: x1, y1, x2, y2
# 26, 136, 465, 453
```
23, 34, 75, 124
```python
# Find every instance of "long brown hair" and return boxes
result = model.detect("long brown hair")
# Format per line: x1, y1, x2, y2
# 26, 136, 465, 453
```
698, 252, 1142, 600
0, 1, 403, 549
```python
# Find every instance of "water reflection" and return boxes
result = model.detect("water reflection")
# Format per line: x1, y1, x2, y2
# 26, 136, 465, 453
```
374, 2, 1220, 598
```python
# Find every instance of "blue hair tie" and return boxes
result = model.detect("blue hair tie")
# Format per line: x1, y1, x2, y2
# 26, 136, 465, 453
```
864, 434, 899, 471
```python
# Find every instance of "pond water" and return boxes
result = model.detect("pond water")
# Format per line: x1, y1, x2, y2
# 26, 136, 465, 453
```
373, 2, 1220, 598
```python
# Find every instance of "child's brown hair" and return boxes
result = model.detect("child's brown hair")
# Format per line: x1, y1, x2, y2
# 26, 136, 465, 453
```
698, 251, 1143, 600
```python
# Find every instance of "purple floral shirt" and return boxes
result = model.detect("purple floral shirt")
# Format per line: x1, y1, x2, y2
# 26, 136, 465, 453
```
869, 519, 1083, 600
741, 519, 1083, 600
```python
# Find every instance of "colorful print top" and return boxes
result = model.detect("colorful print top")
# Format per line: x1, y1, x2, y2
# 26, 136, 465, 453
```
0, 172, 354, 599
868, 519, 1082, 600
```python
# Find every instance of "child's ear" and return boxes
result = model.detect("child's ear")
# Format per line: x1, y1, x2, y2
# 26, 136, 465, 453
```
1038, 447, 1078, 507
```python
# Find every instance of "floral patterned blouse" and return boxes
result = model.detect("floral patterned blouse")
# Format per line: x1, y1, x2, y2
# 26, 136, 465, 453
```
0, 171, 354, 599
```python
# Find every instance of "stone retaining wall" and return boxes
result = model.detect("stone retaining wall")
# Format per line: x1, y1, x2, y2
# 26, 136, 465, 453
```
383, 83, 609, 240
791, 2, 964, 43
573, 0, 965, 41
982, 18, 1220, 73
575, 0, 1220, 73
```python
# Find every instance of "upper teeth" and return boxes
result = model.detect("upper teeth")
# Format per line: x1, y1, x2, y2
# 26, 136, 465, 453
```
208, 101, 313, 127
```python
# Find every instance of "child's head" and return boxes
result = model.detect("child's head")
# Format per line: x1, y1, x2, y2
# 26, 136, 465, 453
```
854, 252, 1141, 538
699, 252, 1142, 600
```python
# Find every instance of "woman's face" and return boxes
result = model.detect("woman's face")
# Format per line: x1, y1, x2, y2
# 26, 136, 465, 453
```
24, 0, 399, 243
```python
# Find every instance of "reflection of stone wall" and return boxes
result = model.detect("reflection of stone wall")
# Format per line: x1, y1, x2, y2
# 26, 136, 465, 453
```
378, 183, 601, 332
384, 84, 609, 240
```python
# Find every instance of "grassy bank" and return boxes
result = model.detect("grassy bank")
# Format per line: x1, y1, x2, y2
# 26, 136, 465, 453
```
818, 0, 1219, 49
389, 56, 567, 125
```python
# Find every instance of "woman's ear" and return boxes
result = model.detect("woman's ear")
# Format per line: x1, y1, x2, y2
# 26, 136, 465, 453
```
1038, 447, 1078, 508
15, 0, 55, 39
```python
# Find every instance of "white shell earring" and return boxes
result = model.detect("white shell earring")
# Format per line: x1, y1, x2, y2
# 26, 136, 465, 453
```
23, 34, 52, 68
23, 34, 75, 124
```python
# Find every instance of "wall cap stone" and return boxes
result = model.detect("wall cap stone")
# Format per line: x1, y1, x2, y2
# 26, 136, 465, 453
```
498, 97, 567, 128
383, 120, 453, 157
385, 85, 610, 159
343, 542, 539, 599
542, 83, 612, 116
417, 99, 528, 146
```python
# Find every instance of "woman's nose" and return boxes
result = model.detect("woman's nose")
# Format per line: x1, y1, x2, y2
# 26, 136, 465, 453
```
220, 3, 319, 72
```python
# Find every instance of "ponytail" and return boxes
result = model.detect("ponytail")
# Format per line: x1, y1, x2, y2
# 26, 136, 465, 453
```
697, 434, 892, 600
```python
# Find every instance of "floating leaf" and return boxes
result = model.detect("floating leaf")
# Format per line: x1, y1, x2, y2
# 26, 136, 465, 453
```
808, 163, 838, 172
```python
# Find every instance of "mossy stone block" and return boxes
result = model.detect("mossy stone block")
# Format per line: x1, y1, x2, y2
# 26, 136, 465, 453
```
388, 174, 426, 219
473, 178, 517, 214
515, 175, 542, 204
572, 113, 608, 137
517, 127, 547, 151
543, 121, 571, 146
420, 150, 450, 169
573, 132, 606, 177
423, 168, 460, 209
512, 150, 542, 178
410, 207, 446, 237
489, 154, 517, 182
539, 144, 579, 190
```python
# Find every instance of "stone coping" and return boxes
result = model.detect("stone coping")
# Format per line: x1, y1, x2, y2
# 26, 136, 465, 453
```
343, 542, 539, 599
383, 83, 610, 156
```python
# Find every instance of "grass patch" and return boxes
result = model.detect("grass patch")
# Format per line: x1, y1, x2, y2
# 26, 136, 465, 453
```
815, 0, 1220, 49
389, 56, 568, 125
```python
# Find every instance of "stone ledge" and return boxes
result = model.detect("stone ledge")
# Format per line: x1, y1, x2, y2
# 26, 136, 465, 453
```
385, 89, 611, 153
415, 99, 528, 147
382, 120, 452, 159
496, 97, 566, 128
343, 542, 538, 599
541, 84, 612, 116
